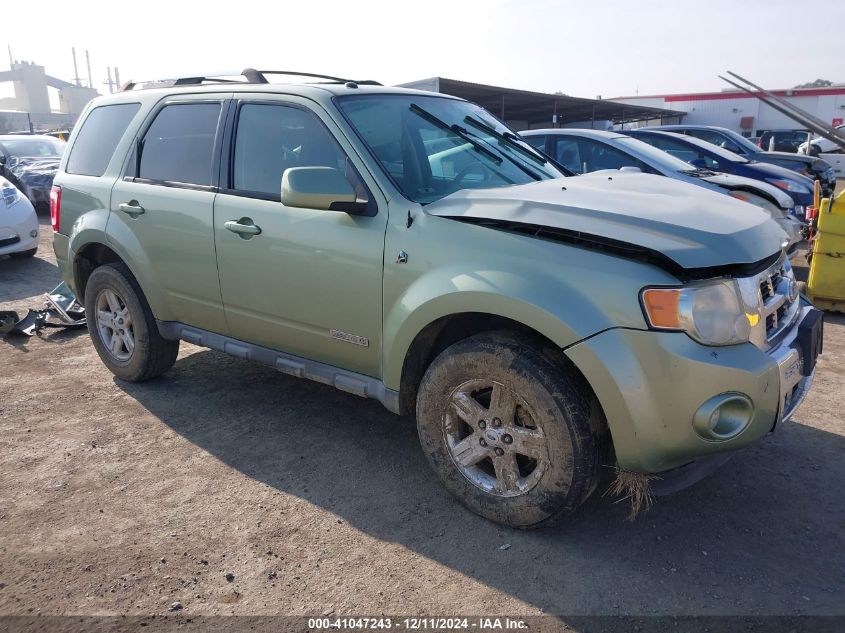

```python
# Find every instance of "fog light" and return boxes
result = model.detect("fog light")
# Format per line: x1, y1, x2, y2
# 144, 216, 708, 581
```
692, 393, 753, 441
30, 229, 38, 238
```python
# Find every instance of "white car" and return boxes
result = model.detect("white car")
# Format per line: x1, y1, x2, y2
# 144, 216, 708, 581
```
0, 177, 38, 258
798, 124, 845, 156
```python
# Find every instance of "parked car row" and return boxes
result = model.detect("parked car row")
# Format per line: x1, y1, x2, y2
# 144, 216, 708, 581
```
638, 125, 836, 194
523, 129, 804, 250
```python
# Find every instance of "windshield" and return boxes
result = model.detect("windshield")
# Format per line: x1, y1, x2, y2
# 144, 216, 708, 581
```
336, 95, 564, 204
615, 136, 703, 173
715, 128, 762, 154
666, 133, 748, 163
0, 137, 65, 158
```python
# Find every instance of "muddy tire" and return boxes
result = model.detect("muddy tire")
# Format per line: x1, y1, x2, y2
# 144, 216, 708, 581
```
84, 263, 179, 382
416, 332, 606, 528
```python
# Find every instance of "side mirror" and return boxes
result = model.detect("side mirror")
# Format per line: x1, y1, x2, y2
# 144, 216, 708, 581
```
619, 166, 641, 173
281, 166, 364, 213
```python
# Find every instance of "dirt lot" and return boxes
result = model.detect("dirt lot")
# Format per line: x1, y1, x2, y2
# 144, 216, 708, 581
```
1, 215, 844, 622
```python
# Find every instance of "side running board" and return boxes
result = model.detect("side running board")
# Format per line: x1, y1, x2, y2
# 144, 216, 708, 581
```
156, 321, 400, 414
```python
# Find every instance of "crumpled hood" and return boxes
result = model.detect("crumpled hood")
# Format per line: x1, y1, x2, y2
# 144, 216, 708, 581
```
2, 156, 59, 200
425, 172, 787, 271
12, 156, 60, 179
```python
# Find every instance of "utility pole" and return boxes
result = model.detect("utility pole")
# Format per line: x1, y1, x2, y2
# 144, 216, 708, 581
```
105, 67, 116, 93
7, 44, 12, 67
114, 67, 121, 90
85, 50, 93, 89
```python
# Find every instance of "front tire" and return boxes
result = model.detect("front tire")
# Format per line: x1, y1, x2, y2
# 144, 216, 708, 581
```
416, 332, 606, 528
84, 262, 179, 382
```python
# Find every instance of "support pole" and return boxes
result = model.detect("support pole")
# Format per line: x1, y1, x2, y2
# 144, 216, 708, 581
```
72, 48, 81, 86
85, 50, 93, 89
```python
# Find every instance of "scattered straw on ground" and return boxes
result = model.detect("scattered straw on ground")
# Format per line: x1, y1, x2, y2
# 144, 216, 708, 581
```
604, 469, 658, 521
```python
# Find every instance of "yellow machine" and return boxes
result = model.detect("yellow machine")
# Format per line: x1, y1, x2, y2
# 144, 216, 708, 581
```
808, 188, 845, 313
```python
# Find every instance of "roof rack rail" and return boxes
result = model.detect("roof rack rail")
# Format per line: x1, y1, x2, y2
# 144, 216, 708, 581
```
241, 68, 382, 86
121, 69, 382, 92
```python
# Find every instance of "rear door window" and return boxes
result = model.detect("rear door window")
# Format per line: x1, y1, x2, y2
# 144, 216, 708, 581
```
524, 135, 547, 153
138, 103, 222, 186
552, 137, 583, 173
66, 103, 141, 176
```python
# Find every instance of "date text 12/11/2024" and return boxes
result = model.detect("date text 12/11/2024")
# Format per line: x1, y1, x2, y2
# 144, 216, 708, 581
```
307, 617, 529, 630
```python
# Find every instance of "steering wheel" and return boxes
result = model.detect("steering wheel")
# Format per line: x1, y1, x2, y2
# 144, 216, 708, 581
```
453, 161, 495, 188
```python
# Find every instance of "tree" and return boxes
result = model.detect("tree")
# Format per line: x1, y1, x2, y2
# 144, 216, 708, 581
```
794, 79, 833, 89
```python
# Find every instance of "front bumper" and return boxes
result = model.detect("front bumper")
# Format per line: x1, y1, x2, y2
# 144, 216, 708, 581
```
565, 305, 821, 474
0, 199, 39, 256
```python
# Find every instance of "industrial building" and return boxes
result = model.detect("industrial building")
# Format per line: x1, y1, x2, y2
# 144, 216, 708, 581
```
611, 85, 845, 137
0, 58, 100, 133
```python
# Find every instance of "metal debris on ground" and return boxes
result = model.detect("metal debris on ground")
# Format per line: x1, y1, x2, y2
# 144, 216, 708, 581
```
2, 282, 86, 337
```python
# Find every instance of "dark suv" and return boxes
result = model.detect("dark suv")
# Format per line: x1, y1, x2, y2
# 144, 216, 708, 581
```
757, 129, 812, 153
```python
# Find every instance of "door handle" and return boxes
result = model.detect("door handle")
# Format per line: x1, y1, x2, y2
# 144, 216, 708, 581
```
118, 201, 145, 217
224, 218, 262, 237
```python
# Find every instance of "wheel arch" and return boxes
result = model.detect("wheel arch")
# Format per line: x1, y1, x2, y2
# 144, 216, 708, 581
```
395, 311, 600, 420
69, 215, 173, 321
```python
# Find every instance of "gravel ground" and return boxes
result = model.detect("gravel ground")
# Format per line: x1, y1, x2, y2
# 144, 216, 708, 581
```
0, 214, 843, 622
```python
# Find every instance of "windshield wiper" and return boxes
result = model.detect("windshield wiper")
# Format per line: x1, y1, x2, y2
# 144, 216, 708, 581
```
463, 116, 548, 166
681, 168, 717, 177
409, 104, 502, 165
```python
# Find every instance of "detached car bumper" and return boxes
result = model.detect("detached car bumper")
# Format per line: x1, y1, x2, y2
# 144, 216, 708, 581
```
565, 304, 821, 474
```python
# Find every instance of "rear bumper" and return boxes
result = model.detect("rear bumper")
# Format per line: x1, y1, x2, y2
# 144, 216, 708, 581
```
52, 231, 73, 288
565, 306, 820, 474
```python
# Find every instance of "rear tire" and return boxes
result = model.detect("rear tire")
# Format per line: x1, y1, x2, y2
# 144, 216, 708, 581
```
415, 332, 606, 528
10, 247, 37, 259
84, 262, 179, 382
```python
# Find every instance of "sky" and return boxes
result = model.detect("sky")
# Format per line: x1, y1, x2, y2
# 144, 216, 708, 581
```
2, 0, 843, 102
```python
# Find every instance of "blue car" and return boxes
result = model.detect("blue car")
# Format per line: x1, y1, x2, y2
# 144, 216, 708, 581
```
626, 129, 815, 216
641, 124, 835, 195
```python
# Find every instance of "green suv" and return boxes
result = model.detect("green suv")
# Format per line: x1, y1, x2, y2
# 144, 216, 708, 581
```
51, 70, 822, 527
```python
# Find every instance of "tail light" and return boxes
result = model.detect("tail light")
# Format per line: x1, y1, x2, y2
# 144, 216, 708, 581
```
50, 185, 62, 233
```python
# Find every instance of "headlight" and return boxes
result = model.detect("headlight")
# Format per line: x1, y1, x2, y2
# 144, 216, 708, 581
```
641, 279, 754, 346
1, 181, 21, 207
765, 178, 811, 194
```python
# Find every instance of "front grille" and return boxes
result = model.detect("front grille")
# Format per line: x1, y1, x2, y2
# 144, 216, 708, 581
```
740, 252, 800, 351
759, 258, 798, 342
0, 236, 20, 248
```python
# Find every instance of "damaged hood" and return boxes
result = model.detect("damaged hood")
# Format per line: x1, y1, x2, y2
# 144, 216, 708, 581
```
2, 156, 60, 199
425, 172, 787, 270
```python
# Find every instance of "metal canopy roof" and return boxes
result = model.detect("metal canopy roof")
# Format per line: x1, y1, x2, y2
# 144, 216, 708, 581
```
407, 77, 685, 126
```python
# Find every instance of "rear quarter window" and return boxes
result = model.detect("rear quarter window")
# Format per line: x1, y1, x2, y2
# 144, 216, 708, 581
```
137, 103, 221, 186
66, 103, 141, 176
